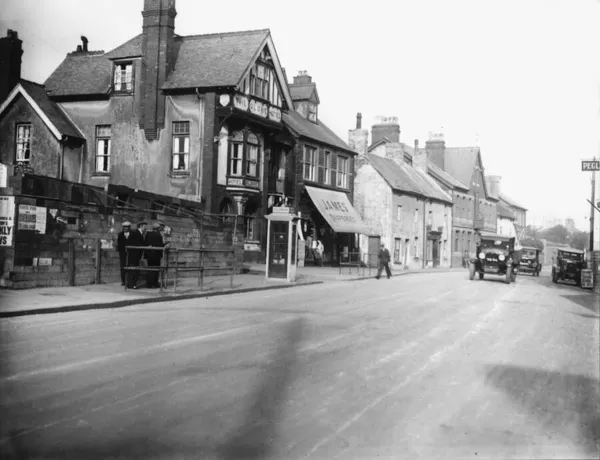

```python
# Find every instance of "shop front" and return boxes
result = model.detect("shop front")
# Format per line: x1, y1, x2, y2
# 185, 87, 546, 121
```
297, 185, 369, 266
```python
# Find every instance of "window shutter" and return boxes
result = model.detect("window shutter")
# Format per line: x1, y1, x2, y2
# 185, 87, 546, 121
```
114, 66, 122, 91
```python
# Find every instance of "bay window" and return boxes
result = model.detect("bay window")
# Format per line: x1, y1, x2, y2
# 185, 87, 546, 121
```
228, 130, 260, 179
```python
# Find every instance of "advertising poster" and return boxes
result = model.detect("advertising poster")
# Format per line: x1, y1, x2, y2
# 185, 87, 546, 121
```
36, 206, 47, 234
0, 163, 7, 188
18, 205, 37, 231
0, 196, 15, 246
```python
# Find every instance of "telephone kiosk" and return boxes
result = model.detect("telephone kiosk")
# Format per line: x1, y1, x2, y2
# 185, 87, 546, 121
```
265, 206, 300, 282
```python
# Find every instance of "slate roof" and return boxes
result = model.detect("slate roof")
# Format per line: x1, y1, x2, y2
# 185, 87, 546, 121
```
162, 29, 270, 89
443, 147, 480, 188
497, 201, 516, 219
104, 34, 143, 60
499, 192, 527, 211
365, 154, 453, 205
282, 111, 354, 154
45, 51, 112, 97
16, 80, 84, 139
45, 29, 271, 96
427, 160, 469, 191
289, 84, 319, 103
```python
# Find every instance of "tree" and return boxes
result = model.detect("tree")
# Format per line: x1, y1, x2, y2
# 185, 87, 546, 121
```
539, 225, 569, 244
569, 230, 589, 250
520, 236, 544, 251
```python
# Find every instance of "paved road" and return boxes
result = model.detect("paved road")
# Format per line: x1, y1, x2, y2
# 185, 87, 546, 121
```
1, 271, 598, 460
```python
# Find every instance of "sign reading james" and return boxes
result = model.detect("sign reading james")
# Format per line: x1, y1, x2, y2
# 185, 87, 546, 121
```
304, 185, 369, 234
582, 160, 600, 171
0, 196, 15, 246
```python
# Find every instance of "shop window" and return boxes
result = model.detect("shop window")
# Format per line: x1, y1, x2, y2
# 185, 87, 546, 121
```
16, 123, 32, 163
172, 121, 190, 172
113, 62, 133, 93
95, 125, 111, 173
303, 145, 317, 181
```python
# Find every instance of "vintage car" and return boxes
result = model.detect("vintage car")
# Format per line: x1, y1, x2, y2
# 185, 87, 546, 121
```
469, 233, 519, 284
519, 246, 542, 276
552, 248, 584, 285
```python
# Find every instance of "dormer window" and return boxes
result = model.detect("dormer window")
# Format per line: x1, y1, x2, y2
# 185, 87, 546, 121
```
308, 103, 317, 122
113, 63, 133, 93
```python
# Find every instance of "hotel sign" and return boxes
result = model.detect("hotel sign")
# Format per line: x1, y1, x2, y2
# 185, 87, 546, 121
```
249, 99, 268, 118
226, 177, 260, 189
268, 106, 281, 122
232, 93, 281, 124
233, 94, 249, 111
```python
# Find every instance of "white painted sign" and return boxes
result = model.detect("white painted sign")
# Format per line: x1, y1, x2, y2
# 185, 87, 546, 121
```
0, 196, 15, 246
0, 163, 7, 188
233, 94, 249, 111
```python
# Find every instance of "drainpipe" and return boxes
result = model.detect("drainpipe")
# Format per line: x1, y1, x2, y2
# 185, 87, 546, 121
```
196, 88, 204, 200
422, 199, 427, 269
78, 143, 85, 183
59, 136, 67, 180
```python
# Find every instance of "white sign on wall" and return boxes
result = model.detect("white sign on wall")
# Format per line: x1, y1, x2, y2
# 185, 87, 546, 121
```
0, 196, 15, 246
0, 163, 7, 188
17, 205, 47, 234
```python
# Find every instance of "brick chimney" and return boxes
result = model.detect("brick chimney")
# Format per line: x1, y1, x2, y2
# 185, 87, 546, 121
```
139, 0, 177, 141
292, 70, 312, 85
425, 131, 446, 170
371, 116, 400, 145
348, 112, 368, 156
0, 29, 23, 103
413, 139, 428, 173
485, 175, 501, 199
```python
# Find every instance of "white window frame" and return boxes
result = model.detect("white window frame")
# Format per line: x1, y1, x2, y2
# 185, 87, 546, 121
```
16, 123, 32, 163
114, 63, 133, 93
337, 155, 349, 188
95, 125, 111, 172
303, 146, 317, 181
172, 121, 190, 172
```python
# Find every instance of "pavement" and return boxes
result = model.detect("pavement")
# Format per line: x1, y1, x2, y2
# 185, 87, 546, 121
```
1, 270, 598, 459
0, 263, 466, 317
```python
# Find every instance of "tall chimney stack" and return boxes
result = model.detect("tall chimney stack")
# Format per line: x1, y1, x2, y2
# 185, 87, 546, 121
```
348, 112, 368, 156
0, 29, 23, 102
140, 0, 177, 141
425, 131, 446, 170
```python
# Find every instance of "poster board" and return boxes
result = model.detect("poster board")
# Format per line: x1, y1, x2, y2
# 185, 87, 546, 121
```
0, 196, 15, 246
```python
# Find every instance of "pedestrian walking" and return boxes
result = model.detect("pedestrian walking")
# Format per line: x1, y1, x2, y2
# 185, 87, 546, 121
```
126, 220, 146, 289
376, 243, 392, 279
314, 239, 324, 267
144, 222, 165, 288
116, 221, 133, 286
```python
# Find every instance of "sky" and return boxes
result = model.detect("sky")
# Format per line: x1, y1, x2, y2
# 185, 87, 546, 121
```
3, 0, 600, 232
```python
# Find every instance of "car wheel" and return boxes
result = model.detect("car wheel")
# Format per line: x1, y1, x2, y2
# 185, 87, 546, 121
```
469, 263, 475, 280
478, 272, 484, 280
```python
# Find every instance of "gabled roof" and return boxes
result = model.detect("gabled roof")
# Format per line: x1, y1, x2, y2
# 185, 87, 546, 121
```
497, 201, 516, 220
282, 111, 355, 154
289, 83, 320, 105
499, 192, 527, 211
44, 28, 294, 109
365, 154, 453, 205
105, 34, 143, 60
0, 80, 84, 140
427, 160, 469, 191
443, 146, 480, 188
45, 51, 111, 97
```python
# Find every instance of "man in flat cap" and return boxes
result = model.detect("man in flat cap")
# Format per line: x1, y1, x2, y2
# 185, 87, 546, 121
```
144, 222, 165, 288
116, 221, 133, 286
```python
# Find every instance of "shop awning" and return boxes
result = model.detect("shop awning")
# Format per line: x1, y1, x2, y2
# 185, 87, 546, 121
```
305, 185, 370, 234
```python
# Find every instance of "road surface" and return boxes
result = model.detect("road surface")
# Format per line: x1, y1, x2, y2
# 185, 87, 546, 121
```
1, 271, 599, 459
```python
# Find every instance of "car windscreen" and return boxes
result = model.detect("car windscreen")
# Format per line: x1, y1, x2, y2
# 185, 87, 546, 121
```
480, 240, 510, 252
522, 249, 537, 258
560, 252, 582, 261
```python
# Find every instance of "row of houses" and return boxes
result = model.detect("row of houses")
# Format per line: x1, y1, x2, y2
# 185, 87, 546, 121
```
0, 0, 527, 282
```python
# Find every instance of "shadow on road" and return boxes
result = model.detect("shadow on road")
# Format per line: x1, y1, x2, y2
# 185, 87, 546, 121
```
0, 318, 307, 460
561, 294, 600, 314
484, 364, 600, 456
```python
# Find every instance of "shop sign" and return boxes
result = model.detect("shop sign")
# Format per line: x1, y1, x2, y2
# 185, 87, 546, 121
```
268, 107, 281, 123
272, 206, 291, 213
0, 196, 15, 246
249, 99, 268, 118
234, 94, 249, 111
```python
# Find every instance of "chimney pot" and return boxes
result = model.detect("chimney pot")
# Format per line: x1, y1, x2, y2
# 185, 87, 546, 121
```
81, 36, 88, 52
356, 113, 362, 129
76, 44, 83, 52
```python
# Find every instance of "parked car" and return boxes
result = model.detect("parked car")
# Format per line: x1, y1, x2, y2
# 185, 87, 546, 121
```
552, 248, 584, 285
469, 233, 519, 284
519, 246, 542, 276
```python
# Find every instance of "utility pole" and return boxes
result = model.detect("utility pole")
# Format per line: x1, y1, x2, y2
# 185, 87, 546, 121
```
590, 159, 596, 251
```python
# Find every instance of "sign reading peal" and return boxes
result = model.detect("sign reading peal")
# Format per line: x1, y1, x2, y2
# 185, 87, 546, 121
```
581, 160, 600, 171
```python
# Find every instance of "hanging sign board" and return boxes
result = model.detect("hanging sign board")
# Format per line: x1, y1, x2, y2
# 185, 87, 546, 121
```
581, 160, 600, 171
0, 196, 15, 246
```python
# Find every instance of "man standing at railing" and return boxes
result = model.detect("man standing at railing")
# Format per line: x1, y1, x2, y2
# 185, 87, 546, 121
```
144, 222, 165, 289
117, 221, 132, 286
126, 220, 146, 289
376, 243, 392, 280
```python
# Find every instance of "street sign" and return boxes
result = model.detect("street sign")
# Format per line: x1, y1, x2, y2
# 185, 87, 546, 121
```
582, 160, 600, 171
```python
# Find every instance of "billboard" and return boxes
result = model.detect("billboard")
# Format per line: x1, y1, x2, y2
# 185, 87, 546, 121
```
0, 196, 15, 246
